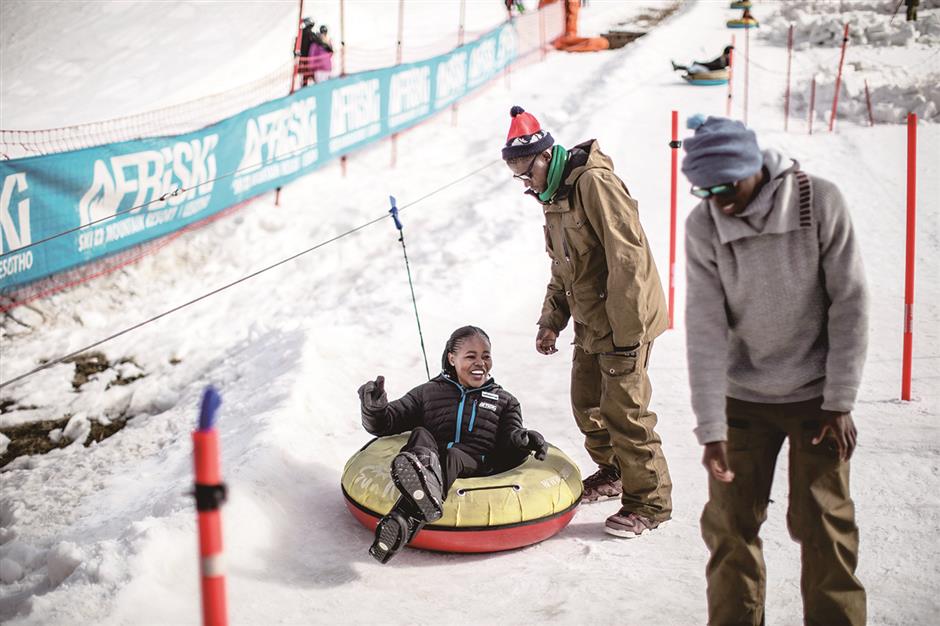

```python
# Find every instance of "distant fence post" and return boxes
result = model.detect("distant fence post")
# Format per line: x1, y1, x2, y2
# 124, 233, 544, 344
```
726, 35, 735, 117
829, 23, 850, 132
901, 113, 917, 400
808, 76, 816, 134
784, 23, 793, 131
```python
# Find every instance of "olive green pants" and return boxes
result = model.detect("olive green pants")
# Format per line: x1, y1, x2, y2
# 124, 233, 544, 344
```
701, 397, 866, 626
570, 343, 673, 521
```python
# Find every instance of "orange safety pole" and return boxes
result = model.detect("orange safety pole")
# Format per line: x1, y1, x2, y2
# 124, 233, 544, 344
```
193, 387, 227, 626
784, 23, 793, 131
668, 110, 679, 330
829, 23, 850, 132
726, 35, 735, 117
901, 113, 917, 400
809, 76, 816, 135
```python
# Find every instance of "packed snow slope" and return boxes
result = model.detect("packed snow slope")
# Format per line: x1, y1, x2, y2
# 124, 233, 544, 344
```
1, 1, 938, 625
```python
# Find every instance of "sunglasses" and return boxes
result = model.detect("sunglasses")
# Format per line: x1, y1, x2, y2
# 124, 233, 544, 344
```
512, 153, 541, 182
690, 182, 737, 199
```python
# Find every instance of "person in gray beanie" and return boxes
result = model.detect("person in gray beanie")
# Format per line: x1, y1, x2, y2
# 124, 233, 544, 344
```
682, 115, 868, 625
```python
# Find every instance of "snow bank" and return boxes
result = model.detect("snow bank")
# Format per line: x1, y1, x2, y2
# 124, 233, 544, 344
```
749, 2, 940, 125
762, 1, 940, 47
793, 68, 940, 124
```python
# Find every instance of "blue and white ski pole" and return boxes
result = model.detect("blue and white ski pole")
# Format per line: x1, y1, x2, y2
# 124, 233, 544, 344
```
389, 195, 431, 380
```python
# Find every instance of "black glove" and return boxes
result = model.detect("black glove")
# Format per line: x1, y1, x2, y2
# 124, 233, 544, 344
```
509, 429, 548, 461
358, 376, 387, 412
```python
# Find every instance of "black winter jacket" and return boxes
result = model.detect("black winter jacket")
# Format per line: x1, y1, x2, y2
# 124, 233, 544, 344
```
361, 373, 526, 460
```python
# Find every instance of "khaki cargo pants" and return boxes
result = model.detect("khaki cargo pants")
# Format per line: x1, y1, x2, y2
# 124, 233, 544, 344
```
571, 343, 672, 521
701, 397, 866, 626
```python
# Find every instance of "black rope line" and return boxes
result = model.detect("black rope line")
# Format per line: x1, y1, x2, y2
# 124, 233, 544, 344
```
0, 159, 500, 390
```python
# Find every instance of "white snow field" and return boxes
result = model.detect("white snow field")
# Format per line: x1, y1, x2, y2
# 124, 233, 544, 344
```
1, 1, 938, 624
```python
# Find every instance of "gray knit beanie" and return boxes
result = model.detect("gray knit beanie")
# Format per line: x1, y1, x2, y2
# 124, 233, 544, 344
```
681, 116, 762, 188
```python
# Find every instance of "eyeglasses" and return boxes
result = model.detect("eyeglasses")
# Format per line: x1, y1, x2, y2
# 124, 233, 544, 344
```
689, 182, 737, 199
512, 154, 541, 182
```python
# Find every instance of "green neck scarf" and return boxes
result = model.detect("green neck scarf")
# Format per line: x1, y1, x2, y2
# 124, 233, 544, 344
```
538, 145, 569, 203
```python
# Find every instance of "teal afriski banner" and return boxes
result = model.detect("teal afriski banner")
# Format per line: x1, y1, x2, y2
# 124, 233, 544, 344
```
0, 23, 517, 291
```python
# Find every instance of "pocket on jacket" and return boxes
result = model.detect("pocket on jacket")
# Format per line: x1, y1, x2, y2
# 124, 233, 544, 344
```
598, 352, 637, 377
562, 215, 598, 256
543, 225, 554, 256
572, 282, 610, 331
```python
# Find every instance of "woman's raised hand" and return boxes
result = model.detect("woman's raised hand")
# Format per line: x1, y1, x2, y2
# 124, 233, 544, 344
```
358, 375, 387, 411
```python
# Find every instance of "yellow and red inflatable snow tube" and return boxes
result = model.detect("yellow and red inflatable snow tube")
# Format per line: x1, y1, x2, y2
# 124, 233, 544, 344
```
342, 434, 582, 553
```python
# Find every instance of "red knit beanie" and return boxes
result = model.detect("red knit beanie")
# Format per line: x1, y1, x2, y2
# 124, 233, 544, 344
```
502, 106, 554, 160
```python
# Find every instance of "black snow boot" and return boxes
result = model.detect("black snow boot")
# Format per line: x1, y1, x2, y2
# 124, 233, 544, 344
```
390, 448, 444, 523
369, 498, 425, 564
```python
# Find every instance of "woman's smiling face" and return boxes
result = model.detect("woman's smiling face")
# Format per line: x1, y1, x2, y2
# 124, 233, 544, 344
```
448, 334, 492, 388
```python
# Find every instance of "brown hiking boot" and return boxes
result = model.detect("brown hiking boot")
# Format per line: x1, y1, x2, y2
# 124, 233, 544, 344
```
581, 466, 622, 503
604, 508, 662, 538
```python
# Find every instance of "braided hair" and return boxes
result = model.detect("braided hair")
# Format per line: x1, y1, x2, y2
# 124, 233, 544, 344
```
441, 326, 491, 379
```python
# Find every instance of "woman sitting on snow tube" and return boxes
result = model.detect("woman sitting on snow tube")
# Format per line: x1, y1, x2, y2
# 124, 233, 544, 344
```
354, 325, 555, 564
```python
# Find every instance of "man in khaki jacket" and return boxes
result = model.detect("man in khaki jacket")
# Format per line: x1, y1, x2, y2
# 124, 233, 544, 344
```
502, 106, 672, 536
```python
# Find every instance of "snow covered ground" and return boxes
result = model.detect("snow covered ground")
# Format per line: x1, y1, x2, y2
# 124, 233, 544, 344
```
1, 1, 939, 624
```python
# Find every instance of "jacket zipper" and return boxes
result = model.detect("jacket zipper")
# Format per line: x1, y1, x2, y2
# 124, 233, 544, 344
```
442, 378, 493, 448
450, 391, 467, 447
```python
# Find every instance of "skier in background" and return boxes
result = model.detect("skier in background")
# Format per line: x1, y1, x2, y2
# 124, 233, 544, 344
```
308, 24, 334, 83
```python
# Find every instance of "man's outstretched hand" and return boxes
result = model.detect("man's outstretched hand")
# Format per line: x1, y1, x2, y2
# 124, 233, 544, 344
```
536, 327, 558, 355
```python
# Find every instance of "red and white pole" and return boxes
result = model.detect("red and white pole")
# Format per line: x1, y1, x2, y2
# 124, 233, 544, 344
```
391, 0, 405, 167
829, 23, 850, 132
743, 26, 750, 126
901, 113, 917, 400
809, 76, 816, 135
539, 6, 547, 61
668, 110, 679, 330
452, 0, 466, 127
726, 35, 735, 117
339, 0, 347, 177
290, 0, 305, 95
339, 0, 347, 77
193, 387, 227, 626
784, 23, 793, 131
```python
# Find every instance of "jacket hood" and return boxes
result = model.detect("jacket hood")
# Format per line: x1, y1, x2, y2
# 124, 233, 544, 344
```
564, 139, 614, 186
763, 148, 796, 181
